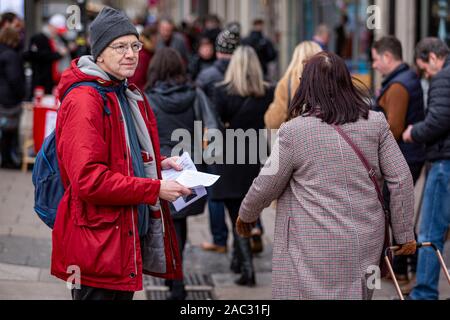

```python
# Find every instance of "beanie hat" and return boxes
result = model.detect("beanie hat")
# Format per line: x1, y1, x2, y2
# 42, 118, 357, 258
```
89, 7, 139, 60
216, 25, 240, 54
48, 14, 67, 34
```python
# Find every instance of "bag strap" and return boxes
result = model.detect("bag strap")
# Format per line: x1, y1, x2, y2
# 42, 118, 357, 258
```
60, 81, 114, 115
193, 87, 203, 122
331, 125, 389, 216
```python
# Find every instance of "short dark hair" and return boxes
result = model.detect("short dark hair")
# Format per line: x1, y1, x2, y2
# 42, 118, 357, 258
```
253, 19, 264, 26
0, 12, 18, 29
141, 25, 157, 40
415, 37, 450, 62
146, 47, 187, 89
204, 14, 221, 25
289, 51, 370, 125
373, 36, 403, 61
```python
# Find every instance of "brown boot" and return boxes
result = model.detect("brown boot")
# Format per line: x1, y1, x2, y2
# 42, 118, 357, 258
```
201, 242, 227, 253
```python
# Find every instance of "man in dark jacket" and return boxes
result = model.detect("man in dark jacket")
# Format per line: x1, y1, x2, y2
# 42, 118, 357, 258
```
372, 36, 425, 290
403, 37, 450, 300
24, 14, 70, 94
196, 26, 240, 99
242, 19, 277, 77
157, 18, 190, 65
196, 26, 240, 254
188, 35, 215, 81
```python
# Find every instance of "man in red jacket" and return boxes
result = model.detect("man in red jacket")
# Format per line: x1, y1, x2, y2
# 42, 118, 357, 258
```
52, 7, 191, 300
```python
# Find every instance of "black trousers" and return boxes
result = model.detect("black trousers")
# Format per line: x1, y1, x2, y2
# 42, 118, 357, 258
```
165, 218, 188, 299
71, 285, 134, 300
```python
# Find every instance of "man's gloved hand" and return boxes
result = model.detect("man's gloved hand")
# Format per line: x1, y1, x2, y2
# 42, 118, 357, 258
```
394, 240, 417, 255
236, 216, 256, 238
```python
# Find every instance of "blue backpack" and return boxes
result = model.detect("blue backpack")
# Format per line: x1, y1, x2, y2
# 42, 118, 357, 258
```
32, 81, 115, 228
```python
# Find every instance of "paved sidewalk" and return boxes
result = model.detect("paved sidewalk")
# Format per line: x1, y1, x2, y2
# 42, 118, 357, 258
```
0, 168, 449, 300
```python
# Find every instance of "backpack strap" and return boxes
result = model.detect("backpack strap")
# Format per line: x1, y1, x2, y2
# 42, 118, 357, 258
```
60, 81, 115, 115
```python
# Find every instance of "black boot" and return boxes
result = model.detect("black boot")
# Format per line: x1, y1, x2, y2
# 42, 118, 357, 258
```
166, 279, 187, 300
0, 130, 20, 169
230, 238, 241, 274
234, 235, 256, 287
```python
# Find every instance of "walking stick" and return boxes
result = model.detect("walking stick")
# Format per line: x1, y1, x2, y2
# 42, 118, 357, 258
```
385, 242, 450, 300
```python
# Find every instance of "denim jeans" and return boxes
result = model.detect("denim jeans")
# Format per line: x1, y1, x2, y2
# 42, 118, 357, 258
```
410, 160, 450, 300
208, 199, 228, 247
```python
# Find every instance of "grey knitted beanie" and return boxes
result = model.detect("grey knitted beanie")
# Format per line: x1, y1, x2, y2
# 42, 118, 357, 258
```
89, 6, 139, 60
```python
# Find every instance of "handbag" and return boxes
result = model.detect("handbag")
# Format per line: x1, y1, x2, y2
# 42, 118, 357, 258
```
194, 88, 225, 164
331, 125, 392, 278
193, 87, 224, 144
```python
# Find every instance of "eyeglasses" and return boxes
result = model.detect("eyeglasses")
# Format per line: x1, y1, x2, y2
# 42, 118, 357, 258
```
108, 41, 143, 55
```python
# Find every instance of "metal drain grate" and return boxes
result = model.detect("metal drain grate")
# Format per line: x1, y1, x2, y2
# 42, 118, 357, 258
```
144, 273, 215, 300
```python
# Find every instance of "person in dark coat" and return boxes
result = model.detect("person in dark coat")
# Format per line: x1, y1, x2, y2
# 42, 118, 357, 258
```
196, 26, 241, 255
24, 14, 70, 94
0, 27, 25, 168
210, 45, 275, 286
372, 36, 425, 292
403, 37, 450, 300
157, 18, 191, 65
242, 19, 277, 77
196, 25, 240, 100
145, 47, 208, 300
203, 14, 222, 45
188, 35, 215, 81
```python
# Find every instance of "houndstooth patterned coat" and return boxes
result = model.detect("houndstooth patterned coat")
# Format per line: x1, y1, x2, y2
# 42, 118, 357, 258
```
239, 111, 415, 300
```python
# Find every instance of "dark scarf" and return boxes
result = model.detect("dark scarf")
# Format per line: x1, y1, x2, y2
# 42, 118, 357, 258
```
112, 77, 150, 237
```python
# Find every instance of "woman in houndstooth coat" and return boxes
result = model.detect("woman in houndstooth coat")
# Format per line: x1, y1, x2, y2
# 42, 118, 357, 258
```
236, 52, 417, 300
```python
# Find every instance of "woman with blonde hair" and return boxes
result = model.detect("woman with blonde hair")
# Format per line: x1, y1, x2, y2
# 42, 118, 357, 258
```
209, 45, 275, 286
264, 41, 322, 129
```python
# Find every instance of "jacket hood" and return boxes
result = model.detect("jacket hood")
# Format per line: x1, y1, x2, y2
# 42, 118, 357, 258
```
145, 82, 196, 114
57, 55, 143, 102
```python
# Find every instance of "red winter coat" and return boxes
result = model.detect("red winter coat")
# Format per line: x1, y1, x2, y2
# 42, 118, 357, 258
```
51, 57, 182, 292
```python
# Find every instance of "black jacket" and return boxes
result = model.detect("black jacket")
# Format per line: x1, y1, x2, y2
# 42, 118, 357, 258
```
188, 54, 215, 81
196, 58, 229, 99
412, 57, 450, 161
242, 31, 277, 75
23, 33, 62, 94
376, 63, 425, 165
145, 81, 209, 219
208, 84, 275, 200
0, 44, 25, 106
145, 81, 197, 157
